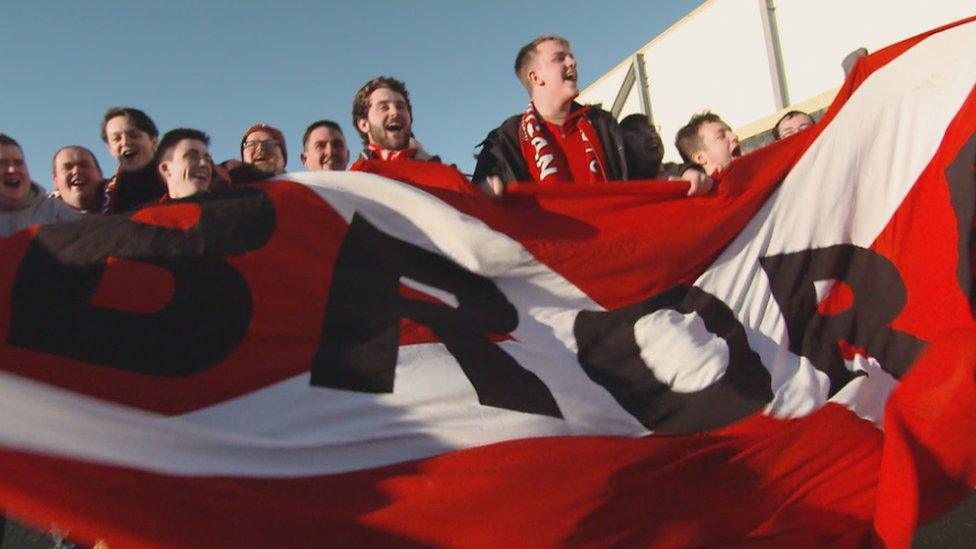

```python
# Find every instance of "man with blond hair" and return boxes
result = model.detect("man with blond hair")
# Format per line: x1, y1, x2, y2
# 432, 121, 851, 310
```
473, 35, 711, 197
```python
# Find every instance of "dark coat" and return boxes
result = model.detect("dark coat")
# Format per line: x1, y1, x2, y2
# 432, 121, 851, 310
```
472, 104, 629, 185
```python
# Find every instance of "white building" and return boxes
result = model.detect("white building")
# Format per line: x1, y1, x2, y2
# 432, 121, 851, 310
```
578, 0, 974, 160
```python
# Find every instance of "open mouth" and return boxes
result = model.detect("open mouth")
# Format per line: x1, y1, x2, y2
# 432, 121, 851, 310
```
3, 177, 22, 189
564, 70, 578, 82
385, 122, 404, 133
121, 149, 138, 159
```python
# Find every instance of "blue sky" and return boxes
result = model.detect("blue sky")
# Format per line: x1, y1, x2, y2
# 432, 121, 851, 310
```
1, 0, 702, 186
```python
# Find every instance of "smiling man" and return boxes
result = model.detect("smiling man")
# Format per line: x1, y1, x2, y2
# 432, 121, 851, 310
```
350, 76, 439, 166
0, 134, 80, 236
156, 129, 214, 200
241, 124, 287, 175
473, 35, 711, 197
51, 145, 106, 212
301, 120, 349, 171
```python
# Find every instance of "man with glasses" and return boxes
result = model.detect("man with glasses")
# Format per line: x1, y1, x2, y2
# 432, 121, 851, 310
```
241, 123, 287, 175
220, 123, 289, 183
772, 110, 815, 141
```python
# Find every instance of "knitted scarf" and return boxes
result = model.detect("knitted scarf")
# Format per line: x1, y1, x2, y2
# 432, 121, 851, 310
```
518, 103, 606, 183
366, 143, 417, 161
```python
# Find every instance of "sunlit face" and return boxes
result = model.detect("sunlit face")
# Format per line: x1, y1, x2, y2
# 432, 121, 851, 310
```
242, 129, 286, 174
158, 139, 213, 199
105, 115, 157, 172
302, 126, 349, 171
776, 113, 814, 140
357, 87, 412, 151
694, 120, 740, 174
53, 148, 104, 211
529, 39, 579, 104
0, 144, 31, 209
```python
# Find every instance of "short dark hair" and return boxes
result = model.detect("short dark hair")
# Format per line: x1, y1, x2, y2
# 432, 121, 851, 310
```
155, 128, 210, 164
101, 107, 159, 143
352, 76, 412, 146
772, 110, 813, 140
302, 120, 344, 149
675, 111, 725, 162
51, 145, 103, 176
619, 113, 651, 132
0, 133, 21, 149
515, 35, 571, 91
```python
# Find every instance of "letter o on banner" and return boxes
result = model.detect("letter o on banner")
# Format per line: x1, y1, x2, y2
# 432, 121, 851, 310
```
574, 286, 773, 434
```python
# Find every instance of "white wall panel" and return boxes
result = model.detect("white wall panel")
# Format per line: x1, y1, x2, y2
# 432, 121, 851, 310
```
580, 0, 974, 161
776, 0, 974, 103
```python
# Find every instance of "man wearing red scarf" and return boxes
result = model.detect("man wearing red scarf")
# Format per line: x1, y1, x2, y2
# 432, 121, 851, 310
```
349, 76, 441, 169
473, 35, 711, 197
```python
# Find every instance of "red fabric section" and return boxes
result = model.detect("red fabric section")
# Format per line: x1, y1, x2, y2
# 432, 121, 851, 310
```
875, 329, 976, 548
869, 85, 976, 339
366, 143, 418, 162
354, 152, 790, 311
0, 405, 880, 548
817, 281, 855, 316
541, 109, 609, 184
129, 202, 201, 230
88, 258, 175, 315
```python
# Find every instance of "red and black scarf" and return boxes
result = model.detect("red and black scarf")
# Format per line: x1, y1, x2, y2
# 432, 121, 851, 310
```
518, 103, 606, 183
366, 143, 417, 162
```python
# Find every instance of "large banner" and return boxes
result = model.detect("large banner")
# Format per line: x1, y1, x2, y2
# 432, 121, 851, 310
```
0, 17, 973, 548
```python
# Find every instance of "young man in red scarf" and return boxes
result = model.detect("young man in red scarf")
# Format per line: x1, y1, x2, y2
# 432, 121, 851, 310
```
350, 76, 440, 168
473, 35, 711, 198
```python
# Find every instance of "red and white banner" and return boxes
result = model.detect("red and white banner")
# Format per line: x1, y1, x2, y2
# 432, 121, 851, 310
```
0, 18, 973, 548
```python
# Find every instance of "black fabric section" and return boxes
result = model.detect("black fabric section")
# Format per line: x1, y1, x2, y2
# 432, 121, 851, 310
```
760, 245, 926, 395
574, 285, 773, 434
113, 161, 165, 213
658, 161, 705, 179
224, 162, 276, 184
313, 214, 561, 418
8, 188, 275, 375
944, 130, 976, 308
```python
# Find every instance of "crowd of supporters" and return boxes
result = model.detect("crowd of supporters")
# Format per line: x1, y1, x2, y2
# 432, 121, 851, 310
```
0, 34, 819, 237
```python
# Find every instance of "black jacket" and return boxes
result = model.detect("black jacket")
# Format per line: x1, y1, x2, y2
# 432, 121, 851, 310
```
473, 104, 629, 185
106, 162, 165, 213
